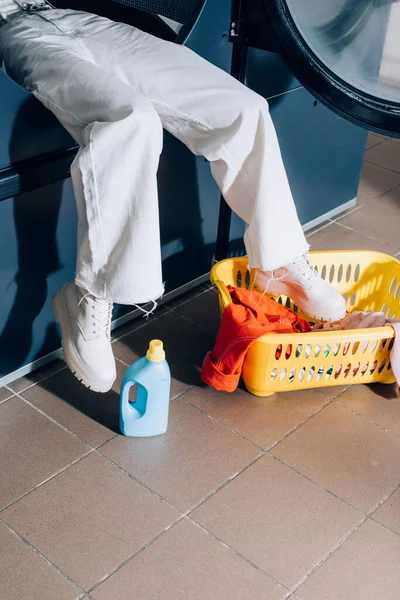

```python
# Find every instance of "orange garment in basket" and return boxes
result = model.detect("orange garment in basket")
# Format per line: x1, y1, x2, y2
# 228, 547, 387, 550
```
201, 286, 311, 392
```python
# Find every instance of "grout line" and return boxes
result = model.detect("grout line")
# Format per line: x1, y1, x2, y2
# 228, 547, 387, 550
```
289, 480, 400, 595
367, 481, 400, 521
182, 390, 333, 454
269, 454, 365, 514
87, 467, 400, 597
16, 393, 96, 450
0, 452, 93, 513
87, 453, 267, 594
334, 221, 362, 232
324, 219, 400, 253
94, 450, 183, 514
165, 303, 215, 333
2, 431, 265, 597
15, 387, 119, 450
265, 398, 333, 453
94, 433, 119, 450
164, 284, 214, 312
320, 385, 351, 401
365, 140, 385, 151
288, 516, 367, 595
305, 221, 334, 239
115, 357, 131, 368
98, 443, 265, 518
334, 399, 400, 441
6, 363, 68, 396
111, 308, 166, 344
366, 181, 400, 201
115, 288, 216, 344
170, 384, 196, 401
184, 453, 265, 516
87, 516, 186, 595
0, 520, 85, 595
370, 515, 400, 539
328, 203, 365, 221
0, 393, 14, 405
111, 284, 212, 344
165, 307, 213, 332
181, 396, 265, 451
364, 158, 400, 176
187, 517, 290, 595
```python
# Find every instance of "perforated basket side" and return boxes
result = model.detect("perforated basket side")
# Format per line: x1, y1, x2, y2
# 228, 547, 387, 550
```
242, 327, 396, 396
211, 252, 400, 396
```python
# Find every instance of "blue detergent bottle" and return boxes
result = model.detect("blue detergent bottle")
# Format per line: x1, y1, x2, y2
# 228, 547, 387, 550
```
119, 339, 171, 437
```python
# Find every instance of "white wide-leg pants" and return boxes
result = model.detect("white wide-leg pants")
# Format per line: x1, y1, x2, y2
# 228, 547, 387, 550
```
0, 8, 308, 303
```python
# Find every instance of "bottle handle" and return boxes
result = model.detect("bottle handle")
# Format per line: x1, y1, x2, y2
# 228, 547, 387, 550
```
120, 379, 135, 413
120, 378, 146, 426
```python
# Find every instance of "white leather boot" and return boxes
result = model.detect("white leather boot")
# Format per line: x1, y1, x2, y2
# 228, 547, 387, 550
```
255, 255, 346, 322
52, 282, 116, 392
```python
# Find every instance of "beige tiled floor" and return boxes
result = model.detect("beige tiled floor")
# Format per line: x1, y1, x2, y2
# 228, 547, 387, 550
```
1, 134, 400, 599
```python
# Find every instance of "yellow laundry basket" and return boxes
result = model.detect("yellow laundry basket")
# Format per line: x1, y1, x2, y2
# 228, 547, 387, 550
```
210, 251, 400, 396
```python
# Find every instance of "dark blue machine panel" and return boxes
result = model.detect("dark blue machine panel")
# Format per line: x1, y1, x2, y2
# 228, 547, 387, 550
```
246, 46, 300, 99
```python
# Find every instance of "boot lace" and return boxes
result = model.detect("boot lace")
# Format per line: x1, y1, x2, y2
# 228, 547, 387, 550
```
79, 293, 112, 336
291, 255, 316, 282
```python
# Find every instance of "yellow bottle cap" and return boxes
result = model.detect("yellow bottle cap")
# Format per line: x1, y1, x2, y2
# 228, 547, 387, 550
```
146, 339, 166, 362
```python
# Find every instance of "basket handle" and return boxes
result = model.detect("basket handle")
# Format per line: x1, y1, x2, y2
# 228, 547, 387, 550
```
214, 280, 232, 308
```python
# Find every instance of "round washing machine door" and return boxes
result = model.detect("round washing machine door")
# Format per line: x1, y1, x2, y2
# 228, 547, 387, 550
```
260, 0, 400, 136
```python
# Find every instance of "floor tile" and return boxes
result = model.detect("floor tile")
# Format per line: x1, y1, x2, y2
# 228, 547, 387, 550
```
2, 453, 178, 590
111, 305, 168, 341
318, 385, 350, 400
7, 359, 66, 393
370, 180, 400, 207
338, 384, 400, 437
164, 282, 213, 311
183, 386, 327, 449
297, 520, 400, 600
272, 403, 400, 512
0, 386, 13, 402
0, 397, 89, 509
365, 132, 387, 151
329, 203, 360, 221
172, 288, 221, 334
192, 455, 360, 589
339, 191, 400, 249
113, 310, 215, 398
357, 160, 400, 201
101, 398, 260, 511
21, 360, 128, 447
92, 519, 286, 600
373, 487, 400, 535
365, 139, 400, 173
307, 221, 399, 256
0, 522, 80, 600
